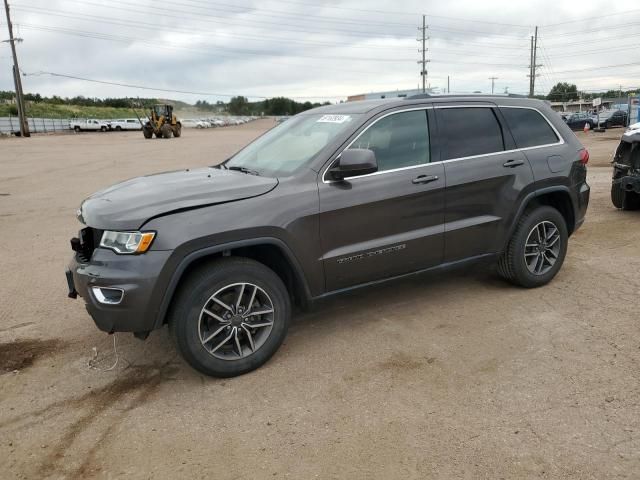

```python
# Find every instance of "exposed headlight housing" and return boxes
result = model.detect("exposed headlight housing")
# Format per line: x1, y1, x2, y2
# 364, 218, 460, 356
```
100, 231, 155, 254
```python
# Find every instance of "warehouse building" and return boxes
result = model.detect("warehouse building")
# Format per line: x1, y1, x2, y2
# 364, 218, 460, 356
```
347, 88, 437, 102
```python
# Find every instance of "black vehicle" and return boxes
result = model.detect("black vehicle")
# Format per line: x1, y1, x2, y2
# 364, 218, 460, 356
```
66, 95, 590, 377
611, 128, 640, 210
564, 112, 595, 131
599, 110, 628, 129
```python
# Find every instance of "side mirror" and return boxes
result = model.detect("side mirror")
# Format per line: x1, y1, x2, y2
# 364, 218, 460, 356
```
329, 149, 378, 181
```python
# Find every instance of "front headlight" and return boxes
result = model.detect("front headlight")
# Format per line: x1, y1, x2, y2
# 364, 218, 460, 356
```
100, 231, 155, 254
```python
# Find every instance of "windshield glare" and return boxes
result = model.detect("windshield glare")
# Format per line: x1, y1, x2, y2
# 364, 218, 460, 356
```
225, 113, 360, 176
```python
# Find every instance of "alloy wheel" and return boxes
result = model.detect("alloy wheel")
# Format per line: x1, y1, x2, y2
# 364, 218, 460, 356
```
524, 220, 561, 275
198, 283, 275, 360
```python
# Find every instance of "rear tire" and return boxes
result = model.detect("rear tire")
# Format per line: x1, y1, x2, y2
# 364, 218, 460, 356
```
612, 184, 640, 210
611, 184, 625, 209
115, 126, 122, 131
169, 257, 291, 378
173, 124, 182, 138
74, 126, 81, 133
497, 206, 568, 288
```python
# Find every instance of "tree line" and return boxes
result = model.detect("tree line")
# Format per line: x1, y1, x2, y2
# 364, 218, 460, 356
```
545, 83, 640, 102
0, 91, 160, 108
226, 96, 331, 116
0, 91, 330, 115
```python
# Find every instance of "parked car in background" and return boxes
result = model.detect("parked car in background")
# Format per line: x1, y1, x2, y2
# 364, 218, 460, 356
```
108, 119, 142, 131
611, 127, 640, 210
598, 110, 628, 129
558, 112, 571, 122
627, 122, 640, 132
69, 119, 109, 132
564, 112, 595, 130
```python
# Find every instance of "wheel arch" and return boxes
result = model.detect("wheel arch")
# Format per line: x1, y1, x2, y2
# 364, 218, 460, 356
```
153, 238, 312, 330
504, 186, 576, 251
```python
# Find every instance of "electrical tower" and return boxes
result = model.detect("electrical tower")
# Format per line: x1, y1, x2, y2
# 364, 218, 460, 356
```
3, 0, 29, 137
417, 15, 430, 93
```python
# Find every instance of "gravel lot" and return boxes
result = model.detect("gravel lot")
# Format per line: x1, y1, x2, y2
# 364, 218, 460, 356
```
1, 121, 639, 479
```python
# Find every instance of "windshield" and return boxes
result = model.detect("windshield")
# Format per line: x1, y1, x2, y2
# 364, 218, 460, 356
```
225, 113, 360, 176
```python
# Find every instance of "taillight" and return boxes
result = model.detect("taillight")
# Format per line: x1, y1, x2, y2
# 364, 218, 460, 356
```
579, 149, 589, 165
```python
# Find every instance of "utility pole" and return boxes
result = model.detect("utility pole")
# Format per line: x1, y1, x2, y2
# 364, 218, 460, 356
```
3, 0, 29, 137
528, 27, 541, 97
417, 15, 429, 93
489, 77, 498, 94
532, 26, 539, 96
447, 75, 450, 94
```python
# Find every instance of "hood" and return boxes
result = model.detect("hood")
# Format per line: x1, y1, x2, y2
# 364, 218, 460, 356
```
79, 167, 278, 230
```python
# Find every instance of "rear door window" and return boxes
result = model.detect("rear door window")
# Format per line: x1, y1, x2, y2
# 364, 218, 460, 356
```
500, 107, 559, 148
437, 107, 505, 160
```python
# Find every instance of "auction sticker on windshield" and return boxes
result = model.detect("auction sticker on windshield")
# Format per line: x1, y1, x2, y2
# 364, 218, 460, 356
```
317, 115, 352, 124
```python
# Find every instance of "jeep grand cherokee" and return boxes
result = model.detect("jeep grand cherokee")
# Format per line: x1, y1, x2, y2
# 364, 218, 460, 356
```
66, 95, 590, 377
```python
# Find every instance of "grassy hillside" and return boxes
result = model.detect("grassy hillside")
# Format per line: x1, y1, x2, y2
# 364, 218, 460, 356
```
0, 102, 143, 119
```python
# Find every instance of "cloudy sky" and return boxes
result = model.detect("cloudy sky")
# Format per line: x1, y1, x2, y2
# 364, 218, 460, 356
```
1, 0, 639, 103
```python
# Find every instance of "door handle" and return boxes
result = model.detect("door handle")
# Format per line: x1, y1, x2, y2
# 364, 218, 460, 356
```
503, 159, 525, 168
412, 174, 439, 184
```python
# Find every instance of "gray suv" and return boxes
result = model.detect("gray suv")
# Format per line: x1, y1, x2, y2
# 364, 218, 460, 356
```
66, 95, 590, 377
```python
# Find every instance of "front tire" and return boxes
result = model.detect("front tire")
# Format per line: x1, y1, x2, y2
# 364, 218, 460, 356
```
161, 124, 173, 138
497, 206, 568, 288
169, 258, 291, 378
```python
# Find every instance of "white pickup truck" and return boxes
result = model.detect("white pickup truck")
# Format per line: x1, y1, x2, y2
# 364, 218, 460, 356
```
108, 118, 143, 131
69, 119, 109, 132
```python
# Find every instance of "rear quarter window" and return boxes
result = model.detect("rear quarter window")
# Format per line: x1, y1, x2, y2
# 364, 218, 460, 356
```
501, 107, 559, 148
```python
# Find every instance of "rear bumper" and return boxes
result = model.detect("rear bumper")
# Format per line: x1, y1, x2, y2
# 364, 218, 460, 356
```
67, 248, 172, 333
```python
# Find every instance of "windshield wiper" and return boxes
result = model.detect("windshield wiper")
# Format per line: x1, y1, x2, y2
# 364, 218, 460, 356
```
228, 166, 260, 176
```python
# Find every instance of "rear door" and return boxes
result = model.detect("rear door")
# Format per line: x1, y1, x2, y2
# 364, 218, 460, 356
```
434, 104, 534, 262
318, 108, 445, 291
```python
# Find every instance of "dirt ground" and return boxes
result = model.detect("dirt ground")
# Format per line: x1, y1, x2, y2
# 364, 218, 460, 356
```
1, 121, 639, 479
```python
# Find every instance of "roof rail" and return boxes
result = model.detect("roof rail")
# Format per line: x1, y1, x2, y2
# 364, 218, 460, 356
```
404, 93, 431, 100
404, 93, 529, 100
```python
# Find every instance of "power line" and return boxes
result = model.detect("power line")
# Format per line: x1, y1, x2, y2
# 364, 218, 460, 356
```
552, 62, 640, 74
14, 2, 408, 40
542, 8, 640, 27
22, 71, 346, 100
541, 21, 640, 38
542, 31, 640, 49
11, 11, 526, 58
228, 0, 533, 28
16, 22, 528, 68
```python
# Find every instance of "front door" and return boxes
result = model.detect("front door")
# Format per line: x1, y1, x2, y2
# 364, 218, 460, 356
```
318, 108, 445, 291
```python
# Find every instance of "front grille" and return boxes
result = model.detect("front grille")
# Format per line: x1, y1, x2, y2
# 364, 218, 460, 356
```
73, 227, 103, 263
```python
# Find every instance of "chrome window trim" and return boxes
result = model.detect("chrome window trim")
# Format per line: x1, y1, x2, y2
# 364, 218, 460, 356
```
321, 104, 565, 184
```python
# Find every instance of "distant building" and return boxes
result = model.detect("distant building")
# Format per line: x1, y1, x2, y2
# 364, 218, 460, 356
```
347, 88, 437, 102
550, 97, 630, 113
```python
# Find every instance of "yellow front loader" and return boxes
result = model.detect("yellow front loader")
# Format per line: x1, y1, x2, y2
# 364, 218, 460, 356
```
141, 104, 182, 139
